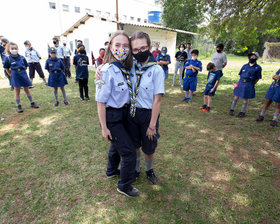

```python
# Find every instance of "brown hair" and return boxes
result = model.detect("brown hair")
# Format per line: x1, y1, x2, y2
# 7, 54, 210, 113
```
130, 31, 151, 47
207, 62, 216, 71
103, 31, 133, 69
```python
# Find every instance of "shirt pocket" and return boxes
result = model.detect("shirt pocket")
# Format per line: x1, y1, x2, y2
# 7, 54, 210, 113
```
114, 81, 128, 92
140, 81, 154, 100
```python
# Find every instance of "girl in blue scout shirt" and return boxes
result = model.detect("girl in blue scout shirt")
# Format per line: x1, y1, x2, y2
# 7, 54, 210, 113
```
128, 31, 165, 185
200, 63, 221, 112
95, 31, 140, 198
4, 42, 39, 113
24, 40, 47, 87
73, 45, 90, 101
45, 47, 69, 107
156, 47, 171, 79
1, 38, 13, 91
172, 44, 187, 87
229, 52, 262, 117
182, 50, 202, 103
256, 68, 280, 127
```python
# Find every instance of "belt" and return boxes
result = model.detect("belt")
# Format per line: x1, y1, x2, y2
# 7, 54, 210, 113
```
13, 68, 24, 71
29, 62, 39, 64
53, 70, 61, 73
241, 79, 252, 83
107, 104, 130, 111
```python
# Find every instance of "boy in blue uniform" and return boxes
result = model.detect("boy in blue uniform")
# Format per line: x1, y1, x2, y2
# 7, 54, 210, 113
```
172, 44, 188, 86
24, 40, 47, 87
4, 42, 39, 113
156, 47, 171, 79
73, 46, 90, 101
182, 50, 202, 102
200, 63, 221, 112
230, 52, 262, 117
45, 47, 68, 107
256, 68, 280, 127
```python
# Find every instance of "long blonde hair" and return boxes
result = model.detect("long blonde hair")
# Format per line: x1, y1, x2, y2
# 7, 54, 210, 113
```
103, 31, 133, 70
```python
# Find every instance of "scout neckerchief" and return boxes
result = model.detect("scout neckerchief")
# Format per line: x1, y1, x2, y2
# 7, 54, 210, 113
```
112, 54, 157, 117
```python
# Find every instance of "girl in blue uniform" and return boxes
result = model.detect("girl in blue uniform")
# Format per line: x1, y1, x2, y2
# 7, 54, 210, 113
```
128, 31, 165, 185
256, 68, 280, 127
95, 31, 140, 197
45, 47, 68, 106
230, 52, 262, 117
4, 42, 39, 113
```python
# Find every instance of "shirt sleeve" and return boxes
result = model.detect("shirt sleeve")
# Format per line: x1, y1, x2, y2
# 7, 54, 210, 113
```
256, 66, 262, 79
73, 56, 77, 65
60, 60, 65, 70
3, 57, 10, 69
95, 67, 112, 103
238, 65, 244, 76
36, 50, 41, 58
198, 61, 202, 71
276, 69, 280, 75
153, 66, 165, 95
184, 61, 190, 68
223, 53, 227, 63
167, 55, 171, 63
156, 55, 160, 62
86, 56, 89, 65
23, 57, 29, 67
175, 52, 179, 58
216, 71, 221, 81
45, 60, 49, 70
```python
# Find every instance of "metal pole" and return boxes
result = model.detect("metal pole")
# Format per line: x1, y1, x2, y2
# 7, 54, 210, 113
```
116, 0, 119, 30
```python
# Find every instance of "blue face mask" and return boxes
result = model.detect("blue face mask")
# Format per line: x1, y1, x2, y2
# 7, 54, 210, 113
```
162, 53, 166, 56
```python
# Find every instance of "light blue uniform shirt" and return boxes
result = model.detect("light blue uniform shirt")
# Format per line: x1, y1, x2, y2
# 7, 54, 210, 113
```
95, 63, 130, 108
25, 48, 41, 63
130, 62, 165, 109
53, 45, 64, 59
63, 46, 71, 57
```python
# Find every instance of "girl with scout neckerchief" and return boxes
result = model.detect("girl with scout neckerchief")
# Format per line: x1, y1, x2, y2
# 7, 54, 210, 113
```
95, 31, 140, 198
128, 31, 165, 185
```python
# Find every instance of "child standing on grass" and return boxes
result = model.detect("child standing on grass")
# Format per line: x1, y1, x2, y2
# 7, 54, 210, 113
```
200, 63, 221, 112
156, 47, 171, 80
256, 68, 280, 127
172, 44, 187, 87
229, 52, 262, 117
182, 50, 202, 102
45, 47, 68, 107
4, 42, 39, 113
73, 45, 90, 101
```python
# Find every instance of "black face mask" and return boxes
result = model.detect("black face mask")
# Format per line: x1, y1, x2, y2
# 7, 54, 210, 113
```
217, 49, 222, 53
53, 41, 57, 45
79, 49, 86, 54
133, 50, 150, 63
249, 58, 257, 64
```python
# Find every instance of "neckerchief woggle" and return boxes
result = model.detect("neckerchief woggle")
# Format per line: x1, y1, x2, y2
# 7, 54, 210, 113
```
112, 53, 157, 117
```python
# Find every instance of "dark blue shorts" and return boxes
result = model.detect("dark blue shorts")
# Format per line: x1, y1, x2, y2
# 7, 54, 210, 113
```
126, 108, 160, 155
183, 76, 197, 92
204, 84, 217, 96
265, 84, 280, 103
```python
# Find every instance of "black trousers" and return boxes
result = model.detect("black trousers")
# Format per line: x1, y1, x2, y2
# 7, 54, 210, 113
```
63, 56, 71, 78
78, 78, 88, 99
28, 62, 45, 79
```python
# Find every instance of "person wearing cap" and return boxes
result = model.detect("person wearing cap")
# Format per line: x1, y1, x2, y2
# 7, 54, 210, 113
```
256, 68, 280, 127
0, 38, 13, 90
229, 52, 262, 117
24, 40, 47, 87
172, 44, 188, 86
45, 47, 69, 107
156, 47, 171, 79
211, 43, 227, 78
63, 42, 72, 78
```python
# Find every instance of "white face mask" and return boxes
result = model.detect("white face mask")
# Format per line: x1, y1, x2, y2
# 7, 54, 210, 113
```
192, 56, 197, 60
180, 48, 184, 51
11, 50, 18, 55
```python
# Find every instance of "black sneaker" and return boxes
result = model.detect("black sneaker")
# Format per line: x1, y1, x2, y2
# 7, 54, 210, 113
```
229, 109, 234, 116
270, 120, 277, 127
117, 187, 140, 197
146, 169, 157, 184
85, 97, 90, 101
256, 115, 264, 122
80, 98, 85, 101
54, 101, 59, 107
200, 104, 207, 110
237, 112, 246, 118
64, 100, 69, 105
17, 105, 23, 113
106, 169, 120, 179
135, 171, 140, 178
29, 85, 34, 89
31, 102, 39, 108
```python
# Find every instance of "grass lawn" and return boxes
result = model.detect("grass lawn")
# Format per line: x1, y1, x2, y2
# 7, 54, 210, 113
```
1, 55, 280, 223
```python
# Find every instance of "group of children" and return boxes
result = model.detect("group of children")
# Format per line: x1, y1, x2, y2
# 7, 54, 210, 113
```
0, 37, 90, 113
